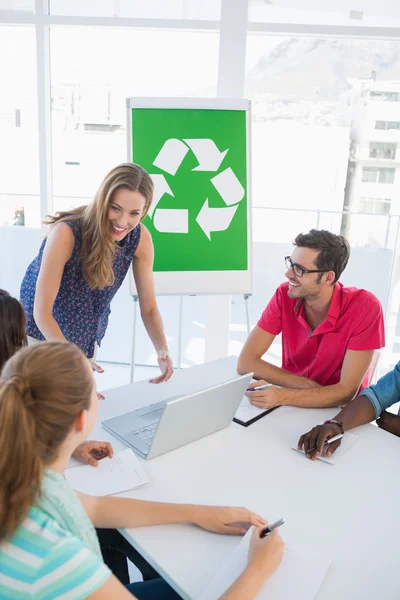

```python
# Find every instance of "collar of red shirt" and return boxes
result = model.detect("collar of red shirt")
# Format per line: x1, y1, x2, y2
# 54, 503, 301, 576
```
294, 281, 343, 336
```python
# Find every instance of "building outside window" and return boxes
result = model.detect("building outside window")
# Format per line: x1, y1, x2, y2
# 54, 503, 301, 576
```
369, 142, 397, 159
371, 91, 400, 101
359, 197, 391, 215
375, 120, 400, 130
362, 167, 395, 183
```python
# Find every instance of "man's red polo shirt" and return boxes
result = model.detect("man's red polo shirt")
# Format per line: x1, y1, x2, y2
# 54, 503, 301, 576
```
257, 281, 385, 389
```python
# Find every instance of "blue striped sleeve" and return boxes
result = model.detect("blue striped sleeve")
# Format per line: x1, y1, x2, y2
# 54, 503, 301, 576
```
34, 536, 111, 600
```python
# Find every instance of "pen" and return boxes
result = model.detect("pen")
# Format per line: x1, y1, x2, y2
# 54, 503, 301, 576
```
247, 383, 272, 392
307, 433, 343, 453
260, 517, 285, 539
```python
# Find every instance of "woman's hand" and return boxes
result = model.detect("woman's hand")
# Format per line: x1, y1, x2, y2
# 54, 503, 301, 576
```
73, 440, 114, 467
193, 506, 267, 536
150, 350, 174, 384
248, 527, 285, 574
91, 362, 105, 399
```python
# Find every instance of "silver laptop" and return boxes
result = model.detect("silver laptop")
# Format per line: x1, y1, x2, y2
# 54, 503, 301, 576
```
101, 373, 253, 460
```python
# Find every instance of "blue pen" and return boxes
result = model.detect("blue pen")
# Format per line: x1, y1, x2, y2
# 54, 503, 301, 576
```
247, 383, 272, 392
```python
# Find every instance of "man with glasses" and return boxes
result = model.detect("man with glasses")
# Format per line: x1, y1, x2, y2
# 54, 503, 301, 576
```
238, 229, 384, 410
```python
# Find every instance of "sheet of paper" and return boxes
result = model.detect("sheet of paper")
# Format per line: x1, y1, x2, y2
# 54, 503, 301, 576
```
234, 395, 267, 423
197, 528, 331, 600
293, 432, 359, 465
65, 448, 149, 496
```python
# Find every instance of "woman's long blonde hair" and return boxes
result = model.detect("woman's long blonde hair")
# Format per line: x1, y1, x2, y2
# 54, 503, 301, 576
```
45, 163, 153, 289
0, 342, 93, 539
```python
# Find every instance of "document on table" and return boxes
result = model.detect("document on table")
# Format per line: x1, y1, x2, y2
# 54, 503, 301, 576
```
293, 432, 359, 465
233, 396, 274, 427
65, 448, 149, 496
197, 528, 331, 600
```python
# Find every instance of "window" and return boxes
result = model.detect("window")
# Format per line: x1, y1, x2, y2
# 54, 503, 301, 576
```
362, 167, 378, 183
370, 91, 400, 102
375, 120, 400, 130
359, 197, 391, 215
0, 25, 39, 226
362, 167, 395, 184
0, 0, 33, 11
49, 0, 221, 20
379, 168, 396, 184
245, 35, 400, 246
369, 142, 397, 159
50, 27, 219, 213
248, 2, 400, 28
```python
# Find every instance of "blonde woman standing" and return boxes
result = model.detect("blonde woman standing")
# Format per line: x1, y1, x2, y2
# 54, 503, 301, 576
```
0, 342, 284, 599
20, 163, 173, 384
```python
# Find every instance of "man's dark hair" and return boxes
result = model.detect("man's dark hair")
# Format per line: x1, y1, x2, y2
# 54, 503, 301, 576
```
294, 229, 350, 283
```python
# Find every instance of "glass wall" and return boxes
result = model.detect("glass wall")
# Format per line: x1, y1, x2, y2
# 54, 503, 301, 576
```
49, 0, 221, 20
50, 27, 219, 214
0, 25, 39, 226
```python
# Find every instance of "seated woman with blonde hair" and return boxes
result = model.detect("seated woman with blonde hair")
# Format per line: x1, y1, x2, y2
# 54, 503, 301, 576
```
0, 342, 283, 599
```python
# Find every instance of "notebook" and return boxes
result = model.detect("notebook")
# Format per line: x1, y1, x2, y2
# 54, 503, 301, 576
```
65, 448, 149, 495
292, 432, 359, 465
197, 528, 331, 600
233, 396, 277, 427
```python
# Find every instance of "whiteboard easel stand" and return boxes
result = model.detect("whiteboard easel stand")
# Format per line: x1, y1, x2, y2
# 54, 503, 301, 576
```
243, 293, 252, 336
130, 295, 139, 383
177, 295, 184, 371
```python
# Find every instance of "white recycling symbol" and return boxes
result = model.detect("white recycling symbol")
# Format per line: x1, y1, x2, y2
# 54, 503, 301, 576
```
147, 138, 245, 240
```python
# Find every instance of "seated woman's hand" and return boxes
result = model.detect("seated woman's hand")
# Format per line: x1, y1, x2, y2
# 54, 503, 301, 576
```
73, 440, 114, 467
193, 505, 267, 536
248, 527, 285, 578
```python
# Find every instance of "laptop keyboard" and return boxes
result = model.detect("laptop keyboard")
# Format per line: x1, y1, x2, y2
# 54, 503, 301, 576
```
132, 422, 158, 446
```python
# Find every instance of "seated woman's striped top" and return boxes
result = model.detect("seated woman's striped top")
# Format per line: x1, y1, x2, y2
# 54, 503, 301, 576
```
0, 505, 111, 599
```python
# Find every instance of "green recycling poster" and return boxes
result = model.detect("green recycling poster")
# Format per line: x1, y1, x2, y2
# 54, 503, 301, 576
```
130, 105, 248, 273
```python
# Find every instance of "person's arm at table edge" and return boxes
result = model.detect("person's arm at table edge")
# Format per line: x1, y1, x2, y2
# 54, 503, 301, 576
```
75, 494, 265, 532
219, 563, 273, 599
132, 226, 172, 383
78, 495, 205, 528
133, 227, 168, 353
277, 348, 374, 408
220, 528, 283, 600
237, 326, 320, 389
330, 360, 400, 430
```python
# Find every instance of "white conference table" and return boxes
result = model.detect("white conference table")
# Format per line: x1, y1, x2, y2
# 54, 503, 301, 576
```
87, 357, 400, 600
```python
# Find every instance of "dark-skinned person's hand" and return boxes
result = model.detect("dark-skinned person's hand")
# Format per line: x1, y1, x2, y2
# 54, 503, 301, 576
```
298, 422, 343, 461
377, 410, 400, 437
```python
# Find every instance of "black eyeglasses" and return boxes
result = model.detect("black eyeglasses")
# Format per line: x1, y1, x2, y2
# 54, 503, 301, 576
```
285, 256, 327, 278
